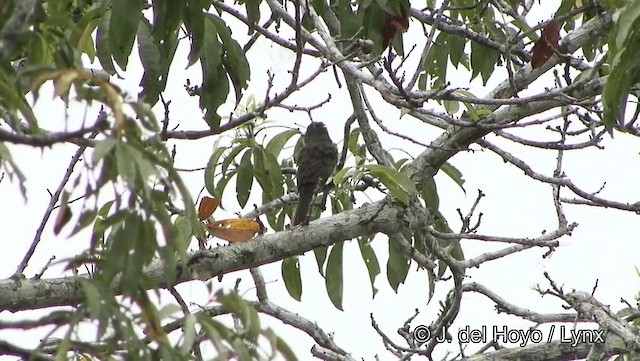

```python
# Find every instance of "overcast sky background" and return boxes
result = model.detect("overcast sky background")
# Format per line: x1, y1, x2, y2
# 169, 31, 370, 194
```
1, 0, 639, 360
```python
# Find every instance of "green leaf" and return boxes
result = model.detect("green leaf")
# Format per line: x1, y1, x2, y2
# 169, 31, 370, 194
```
443, 100, 459, 115
223, 144, 249, 175
389, 28, 405, 56
128, 218, 157, 275
362, 2, 385, 55
233, 339, 252, 361
199, 317, 231, 357
54, 334, 72, 360
448, 33, 467, 68
282, 257, 303, 301
314, 246, 328, 276
358, 237, 380, 297
215, 169, 237, 202
157, 32, 179, 89
453, 89, 489, 121
204, 144, 228, 197
262, 149, 284, 199
99, 200, 115, 217
152, 0, 184, 42
200, 18, 228, 129
185, 0, 205, 66
69, 209, 98, 237
332, 166, 351, 186
90, 200, 115, 249
130, 147, 158, 182
181, 314, 197, 353
0, 69, 38, 127
236, 150, 254, 208
115, 143, 137, 189
325, 242, 344, 310
80, 279, 102, 318
174, 215, 193, 251
253, 172, 273, 206
137, 17, 163, 106
243, 0, 262, 26
395, 158, 410, 171
95, 9, 117, 75
440, 162, 466, 194
109, 0, 142, 70
131, 102, 160, 132
102, 212, 133, 285
603, 0, 626, 10
418, 73, 427, 91
244, 304, 262, 342
347, 128, 361, 155
421, 177, 439, 211
386, 236, 410, 292
0, 142, 27, 200
27, 32, 51, 66
423, 32, 449, 88
470, 40, 499, 85
602, 2, 640, 130
209, 15, 251, 105
252, 147, 284, 202
74, 6, 104, 61
252, 148, 273, 200
311, 0, 328, 16
271, 206, 286, 232
266, 129, 299, 158
364, 164, 418, 205
216, 290, 261, 342
270, 331, 298, 361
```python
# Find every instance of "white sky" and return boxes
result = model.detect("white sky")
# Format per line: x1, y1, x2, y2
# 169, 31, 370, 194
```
1, 1, 639, 360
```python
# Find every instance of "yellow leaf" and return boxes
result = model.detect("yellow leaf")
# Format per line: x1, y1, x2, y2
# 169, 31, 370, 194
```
140, 304, 166, 343
54, 69, 80, 98
29, 69, 124, 137
100, 82, 124, 138
207, 218, 266, 243
31, 69, 64, 97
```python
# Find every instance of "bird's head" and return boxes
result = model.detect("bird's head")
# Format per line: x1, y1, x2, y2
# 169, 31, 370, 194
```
304, 122, 329, 139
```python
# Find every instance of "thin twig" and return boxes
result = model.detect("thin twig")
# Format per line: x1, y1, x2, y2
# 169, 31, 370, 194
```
12, 128, 100, 279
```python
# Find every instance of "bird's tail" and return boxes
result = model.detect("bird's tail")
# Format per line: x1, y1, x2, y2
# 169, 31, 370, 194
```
292, 184, 315, 226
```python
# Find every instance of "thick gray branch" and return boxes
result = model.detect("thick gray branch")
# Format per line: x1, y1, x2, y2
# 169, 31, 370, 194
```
461, 336, 627, 361
0, 201, 416, 311
406, 77, 606, 188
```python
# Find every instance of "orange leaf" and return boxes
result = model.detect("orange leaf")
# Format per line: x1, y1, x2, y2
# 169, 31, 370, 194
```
531, 19, 561, 69
198, 196, 220, 220
207, 218, 266, 243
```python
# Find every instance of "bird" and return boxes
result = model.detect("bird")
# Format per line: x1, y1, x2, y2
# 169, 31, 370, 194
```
292, 122, 339, 226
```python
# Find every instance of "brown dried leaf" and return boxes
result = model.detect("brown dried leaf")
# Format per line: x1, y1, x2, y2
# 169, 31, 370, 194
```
54, 204, 72, 236
531, 19, 561, 69
382, 7, 409, 49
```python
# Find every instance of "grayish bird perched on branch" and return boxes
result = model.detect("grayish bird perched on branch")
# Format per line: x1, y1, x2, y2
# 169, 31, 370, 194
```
292, 122, 338, 226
